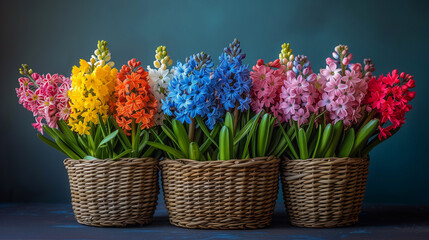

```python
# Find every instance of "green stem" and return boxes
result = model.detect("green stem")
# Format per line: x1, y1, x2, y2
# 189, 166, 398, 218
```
233, 104, 239, 135
131, 120, 136, 157
188, 118, 195, 142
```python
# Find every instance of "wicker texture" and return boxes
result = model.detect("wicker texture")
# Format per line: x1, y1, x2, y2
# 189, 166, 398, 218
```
281, 157, 369, 228
64, 158, 159, 227
159, 156, 280, 229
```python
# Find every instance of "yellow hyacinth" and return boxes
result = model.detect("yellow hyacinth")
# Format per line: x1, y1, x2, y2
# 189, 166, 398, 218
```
68, 41, 117, 135
279, 43, 294, 66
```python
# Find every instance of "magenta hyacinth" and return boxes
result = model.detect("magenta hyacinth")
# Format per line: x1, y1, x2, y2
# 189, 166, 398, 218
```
16, 71, 71, 133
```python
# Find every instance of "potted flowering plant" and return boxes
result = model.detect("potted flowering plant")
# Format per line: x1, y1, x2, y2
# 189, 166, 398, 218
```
147, 39, 284, 229
274, 44, 416, 228
16, 40, 160, 227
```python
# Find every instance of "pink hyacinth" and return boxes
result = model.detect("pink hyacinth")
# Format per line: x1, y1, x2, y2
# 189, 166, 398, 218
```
279, 55, 320, 125
250, 59, 286, 122
318, 45, 375, 126
16, 72, 71, 133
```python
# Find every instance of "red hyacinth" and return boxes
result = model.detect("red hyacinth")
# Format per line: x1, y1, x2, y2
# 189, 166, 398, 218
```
364, 70, 416, 140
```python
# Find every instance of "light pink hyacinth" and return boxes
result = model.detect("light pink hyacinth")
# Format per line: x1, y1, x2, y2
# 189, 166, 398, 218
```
317, 45, 375, 127
279, 55, 320, 125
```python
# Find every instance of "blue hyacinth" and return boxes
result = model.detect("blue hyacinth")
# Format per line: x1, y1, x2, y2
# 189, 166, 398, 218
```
162, 52, 223, 129
213, 38, 252, 112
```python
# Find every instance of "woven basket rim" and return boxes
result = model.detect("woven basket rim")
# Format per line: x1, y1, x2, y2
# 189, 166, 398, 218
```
160, 156, 279, 167
283, 156, 369, 161
64, 157, 157, 165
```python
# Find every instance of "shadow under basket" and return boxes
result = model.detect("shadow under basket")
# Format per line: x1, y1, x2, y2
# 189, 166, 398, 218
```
159, 156, 280, 229
64, 158, 159, 227
281, 157, 369, 228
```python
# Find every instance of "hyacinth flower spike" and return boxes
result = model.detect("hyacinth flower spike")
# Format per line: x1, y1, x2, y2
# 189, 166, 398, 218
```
112, 58, 158, 157
147, 46, 174, 125
214, 38, 252, 130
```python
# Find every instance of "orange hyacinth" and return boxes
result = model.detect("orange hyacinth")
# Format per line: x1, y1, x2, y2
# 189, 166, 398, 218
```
113, 58, 157, 135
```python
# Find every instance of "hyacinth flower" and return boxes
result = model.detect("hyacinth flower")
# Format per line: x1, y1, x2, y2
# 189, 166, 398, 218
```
68, 40, 117, 135
112, 58, 158, 157
162, 52, 222, 131
318, 44, 374, 127
359, 70, 416, 156
250, 58, 287, 122
279, 55, 319, 125
147, 46, 174, 125
16, 64, 71, 133
279, 43, 295, 70
56, 40, 127, 159
147, 52, 220, 160
213, 38, 252, 130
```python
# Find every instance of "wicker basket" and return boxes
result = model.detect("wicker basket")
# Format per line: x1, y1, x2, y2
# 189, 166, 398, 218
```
64, 158, 159, 227
281, 157, 369, 228
159, 156, 280, 229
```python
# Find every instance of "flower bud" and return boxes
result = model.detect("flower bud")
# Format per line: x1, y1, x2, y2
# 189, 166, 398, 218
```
342, 57, 349, 65
326, 57, 335, 65
107, 61, 115, 68
303, 68, 310, 75
155, 53, 161, 60
154, 60, 160, 68
400, 72, 405, 79
161, 64, 167, 70
167, 59, 173, 66
332, 52, 339, 59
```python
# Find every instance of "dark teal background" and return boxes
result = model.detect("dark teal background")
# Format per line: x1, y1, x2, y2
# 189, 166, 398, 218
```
1, 0, 428, 203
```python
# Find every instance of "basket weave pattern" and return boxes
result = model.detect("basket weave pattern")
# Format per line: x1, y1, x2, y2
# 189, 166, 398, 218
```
64, 158, 159, 227
281, 157, 369, 228
160, 156, 280, 229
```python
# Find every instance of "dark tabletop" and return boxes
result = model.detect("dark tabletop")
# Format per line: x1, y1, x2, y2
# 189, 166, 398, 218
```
1, 199, 428, 240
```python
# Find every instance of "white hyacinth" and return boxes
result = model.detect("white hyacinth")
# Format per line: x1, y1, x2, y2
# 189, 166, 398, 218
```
147, 46, 174, 126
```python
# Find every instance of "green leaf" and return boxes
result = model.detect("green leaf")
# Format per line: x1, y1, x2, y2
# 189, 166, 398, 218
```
37, 134, 66, 155
240, 112, 263, 159
298, 128, 308, 159
306, 114, 316, 140
219, 126, 231, 160
138, 130, 149, 153
225, 112, 234, 137
172, 120, 190, 158
277, 119, 299, 159
112, 120, 132, 148
315, 123, 334, 157
57, 120, 78, 145
112, 149, 132, 160
312, 126, 323, 158
189, 142, 202, 160
147, 141, 185, 159
199, 123, 221, 153
337, 128, 355, 157
361, 127, 400, 157
350, 119, 380, 156
45, 126, 87, 158
98, 130, 118, 149
54, 138, 81, 159
256, 113, 271, 157
324, 120, 344, 157
195, 116, 219, 148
